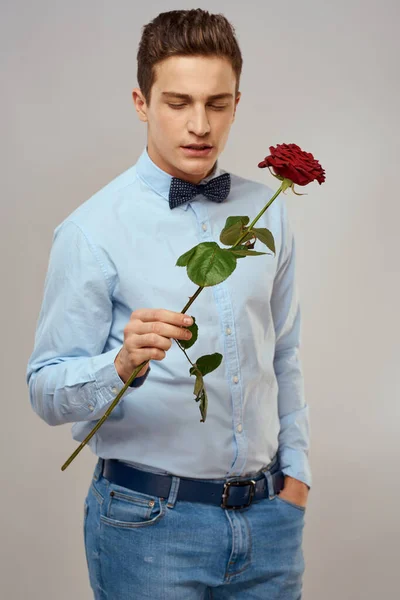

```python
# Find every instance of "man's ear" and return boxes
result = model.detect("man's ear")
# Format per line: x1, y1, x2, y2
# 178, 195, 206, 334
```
132, 88, 148, 122
232, 91, 241, 122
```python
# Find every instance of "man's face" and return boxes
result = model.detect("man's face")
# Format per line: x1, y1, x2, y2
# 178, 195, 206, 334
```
132, 55, 241, 184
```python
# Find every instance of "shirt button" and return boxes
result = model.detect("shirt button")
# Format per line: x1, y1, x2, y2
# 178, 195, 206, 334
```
88, 404, 94, 411
202, 223, 208, 231
226, 327, 231, 335
233, 376, 239, 384
112, 387, 118, 394
236, 424, 243, 433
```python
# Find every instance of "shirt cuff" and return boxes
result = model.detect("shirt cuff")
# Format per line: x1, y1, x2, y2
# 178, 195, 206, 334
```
278, 447, 312, 489
89, 347, 149, 409
129, 366, 151, 387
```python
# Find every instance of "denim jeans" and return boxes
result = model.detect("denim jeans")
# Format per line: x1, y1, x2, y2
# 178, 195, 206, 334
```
83, 455, 306, 599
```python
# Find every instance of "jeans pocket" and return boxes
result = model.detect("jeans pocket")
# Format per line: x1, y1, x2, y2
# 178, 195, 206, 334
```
275, 495, 306, 513
100, 482, 166, 529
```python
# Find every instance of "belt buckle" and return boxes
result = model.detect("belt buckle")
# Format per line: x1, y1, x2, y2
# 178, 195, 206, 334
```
221, 479, 256, 510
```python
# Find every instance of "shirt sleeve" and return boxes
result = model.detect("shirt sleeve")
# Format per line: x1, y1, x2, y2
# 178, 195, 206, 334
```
271, 197, 312, 489
26, 219, 149, 427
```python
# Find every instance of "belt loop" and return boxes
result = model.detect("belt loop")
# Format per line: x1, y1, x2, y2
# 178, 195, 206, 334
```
93, 457, 104, 481
266, 452, 279, 471
166, 476, 180, 509
264, 470, 276, 499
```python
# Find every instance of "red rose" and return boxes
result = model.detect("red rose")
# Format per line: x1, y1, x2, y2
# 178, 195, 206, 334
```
258, 143, 325, 186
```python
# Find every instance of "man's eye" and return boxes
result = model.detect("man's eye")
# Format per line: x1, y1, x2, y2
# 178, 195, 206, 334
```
167, 103, 227, 110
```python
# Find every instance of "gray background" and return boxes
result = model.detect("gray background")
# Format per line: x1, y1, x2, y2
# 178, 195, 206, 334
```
1, 0, 399, 598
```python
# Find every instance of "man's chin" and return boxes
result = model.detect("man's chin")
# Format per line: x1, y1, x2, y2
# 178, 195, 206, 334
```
175, 154, 217, 179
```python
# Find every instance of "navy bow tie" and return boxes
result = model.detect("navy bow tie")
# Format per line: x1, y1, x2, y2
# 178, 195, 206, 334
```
168, 172, 231, 209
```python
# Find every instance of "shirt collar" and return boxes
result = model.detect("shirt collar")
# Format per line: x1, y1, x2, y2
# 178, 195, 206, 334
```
135, 145, 222, 211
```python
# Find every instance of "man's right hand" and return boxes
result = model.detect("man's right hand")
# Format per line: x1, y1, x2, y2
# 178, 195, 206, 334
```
114, 308, 194, 384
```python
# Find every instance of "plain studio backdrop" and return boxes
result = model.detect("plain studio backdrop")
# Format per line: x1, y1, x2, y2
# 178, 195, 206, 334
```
1, 0, 399, 598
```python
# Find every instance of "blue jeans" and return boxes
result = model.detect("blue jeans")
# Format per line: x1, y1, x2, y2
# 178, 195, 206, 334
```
84, 456, 306, 599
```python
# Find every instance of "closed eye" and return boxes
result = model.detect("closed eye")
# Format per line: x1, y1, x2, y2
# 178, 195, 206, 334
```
168, 103, 228, 110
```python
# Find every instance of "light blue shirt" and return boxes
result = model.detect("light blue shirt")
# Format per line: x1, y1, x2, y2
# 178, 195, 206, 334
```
26, 146, 311, 487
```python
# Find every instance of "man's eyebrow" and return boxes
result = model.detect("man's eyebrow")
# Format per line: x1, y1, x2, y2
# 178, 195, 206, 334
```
161, 92, 233, 101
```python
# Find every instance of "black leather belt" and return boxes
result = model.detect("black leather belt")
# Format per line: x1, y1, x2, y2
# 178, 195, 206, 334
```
102, 458, 285, 510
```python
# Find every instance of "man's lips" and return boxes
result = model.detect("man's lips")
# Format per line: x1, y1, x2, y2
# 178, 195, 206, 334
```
181, 146, 214, 156
182, 144, 213, 149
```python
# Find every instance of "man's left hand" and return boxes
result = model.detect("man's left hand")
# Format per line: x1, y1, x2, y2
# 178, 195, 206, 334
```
278, 475, 309, 508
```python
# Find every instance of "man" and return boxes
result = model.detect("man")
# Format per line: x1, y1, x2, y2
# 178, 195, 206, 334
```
27, 8, 311, 599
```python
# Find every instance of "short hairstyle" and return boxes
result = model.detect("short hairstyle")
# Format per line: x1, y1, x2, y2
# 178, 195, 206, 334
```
137, 9, 243, 105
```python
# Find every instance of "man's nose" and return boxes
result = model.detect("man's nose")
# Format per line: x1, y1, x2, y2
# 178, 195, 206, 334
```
187, 109, 211, 136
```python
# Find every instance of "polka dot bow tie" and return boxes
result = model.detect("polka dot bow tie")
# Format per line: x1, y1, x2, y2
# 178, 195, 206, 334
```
168, 172, 231, 209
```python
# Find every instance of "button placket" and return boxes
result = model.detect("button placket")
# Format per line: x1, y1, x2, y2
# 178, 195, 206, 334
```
210, 265, 247, 475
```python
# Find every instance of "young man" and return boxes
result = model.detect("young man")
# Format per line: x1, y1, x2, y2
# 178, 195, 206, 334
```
27, 9, 311, 599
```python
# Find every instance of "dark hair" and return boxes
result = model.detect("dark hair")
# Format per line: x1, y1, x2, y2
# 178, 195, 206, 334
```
137, 9, 243, 104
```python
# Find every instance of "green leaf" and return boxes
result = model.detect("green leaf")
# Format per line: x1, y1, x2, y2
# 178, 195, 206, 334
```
193, 370, 203, 397
250, 228, 276, 254
220, 216, 250, 246
199, 388, 208, 422
189, 356, 220, 423
239, 229, 255, 244
193, 352, 223, 377
229, 245, 268, 258
185, 242, 237, 287
176, 245, 197, 267
188, 368, 207, 421
224, 215, 250, 229
179, 316, 198, 349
